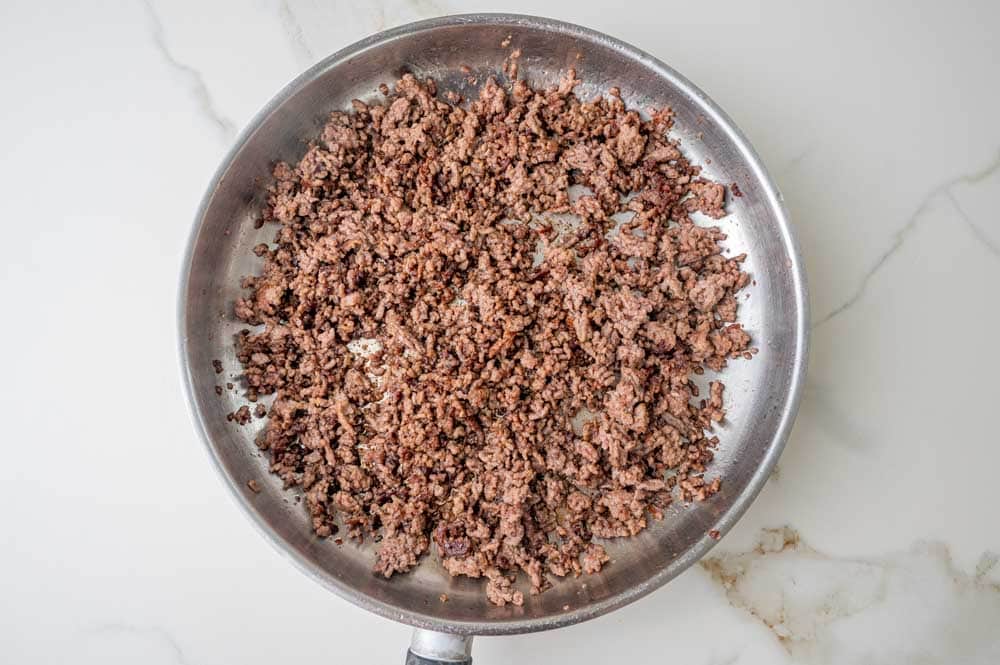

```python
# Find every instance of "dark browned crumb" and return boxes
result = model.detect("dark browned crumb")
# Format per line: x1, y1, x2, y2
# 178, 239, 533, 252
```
226, 382, 234, 390
731, 183, 743, 198
212, 359, 224, 374
214, 386, 223, 396
254, 404, 267, 418
504, 49, 522, 79
233, 69, 750, 605
230, 405, 252, 425
247, 479, 262, 493
254, 217, 265, 229
709, 529, 721, 540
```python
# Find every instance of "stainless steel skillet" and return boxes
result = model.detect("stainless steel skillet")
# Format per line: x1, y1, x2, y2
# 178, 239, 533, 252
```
178, 13, 809, 663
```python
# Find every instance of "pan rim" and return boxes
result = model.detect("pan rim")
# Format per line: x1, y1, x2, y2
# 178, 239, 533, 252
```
177, 12, 809, 636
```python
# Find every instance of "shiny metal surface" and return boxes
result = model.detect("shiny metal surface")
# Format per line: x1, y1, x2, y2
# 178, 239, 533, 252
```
179, 13, 808, 637
409, 629, 474, 662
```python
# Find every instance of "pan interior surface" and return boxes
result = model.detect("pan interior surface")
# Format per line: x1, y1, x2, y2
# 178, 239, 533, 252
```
180, 14, 807, 635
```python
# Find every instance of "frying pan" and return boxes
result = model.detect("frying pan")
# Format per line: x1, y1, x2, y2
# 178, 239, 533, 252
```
178, 14, 809, 663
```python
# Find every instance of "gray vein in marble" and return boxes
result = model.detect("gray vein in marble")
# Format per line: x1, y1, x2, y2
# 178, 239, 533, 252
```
707, 653, 741, 665
702, 527, 1000, 663
279, 0, 316, 66
142, 0, 237, 142
947, 191, 1000, 258
89, 623, 192, 664
813, 150, 1000, 328
977, 551, 1000, 581
778, 143, 817, 177
811, 199, 928, 328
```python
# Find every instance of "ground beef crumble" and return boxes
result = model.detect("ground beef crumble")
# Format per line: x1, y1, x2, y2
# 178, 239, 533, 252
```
229, 405, 252, 425
232, 69, 751, 605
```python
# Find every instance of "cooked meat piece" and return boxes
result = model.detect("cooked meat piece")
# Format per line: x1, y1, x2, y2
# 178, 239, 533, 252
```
232, 68, 750, 605
230, 405, 252, 425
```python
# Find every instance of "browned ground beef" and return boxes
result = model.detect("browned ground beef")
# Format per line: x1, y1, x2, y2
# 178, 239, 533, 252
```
233, 69, 751, 605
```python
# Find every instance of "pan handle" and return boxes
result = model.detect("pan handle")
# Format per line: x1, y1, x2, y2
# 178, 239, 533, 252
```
406, 628, 474, 664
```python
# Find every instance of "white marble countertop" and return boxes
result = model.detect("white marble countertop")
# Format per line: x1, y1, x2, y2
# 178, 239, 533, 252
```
3, 1, 999, 663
